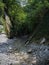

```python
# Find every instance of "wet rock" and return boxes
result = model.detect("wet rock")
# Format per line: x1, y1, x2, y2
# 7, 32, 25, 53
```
0, 34, 49, 65
45, 59, 49, 65
20, 62, 27, 65
48, 48, 49, 50
8, 63, 13, 65
27, 49, 32, 54
10, 63, 12, 65
9, 46, 12, 50
44, 48, 48, 52
40, 37, 46, 44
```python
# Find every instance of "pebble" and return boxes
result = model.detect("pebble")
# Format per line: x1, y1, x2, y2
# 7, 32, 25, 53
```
27, 49, 32, 54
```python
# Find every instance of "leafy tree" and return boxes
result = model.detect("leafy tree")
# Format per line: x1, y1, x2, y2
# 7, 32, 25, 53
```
0, 0, 49, 38
0, 1, 4, 16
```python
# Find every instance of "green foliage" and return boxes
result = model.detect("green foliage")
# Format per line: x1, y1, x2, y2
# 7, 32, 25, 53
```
1, 0, 49, 37
0, 1, 4, 16
0, 1, 5, 33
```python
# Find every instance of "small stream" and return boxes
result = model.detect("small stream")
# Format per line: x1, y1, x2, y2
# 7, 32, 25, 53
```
0, 34, 49, 65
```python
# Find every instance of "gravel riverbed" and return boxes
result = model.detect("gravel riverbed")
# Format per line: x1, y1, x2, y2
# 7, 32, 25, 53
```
0, 34, 49, 65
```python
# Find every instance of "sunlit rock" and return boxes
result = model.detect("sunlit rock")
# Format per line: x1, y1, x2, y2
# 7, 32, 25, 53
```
40, 37, 46, 44
9, 46, 12, 50
27, 48, 32, 54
